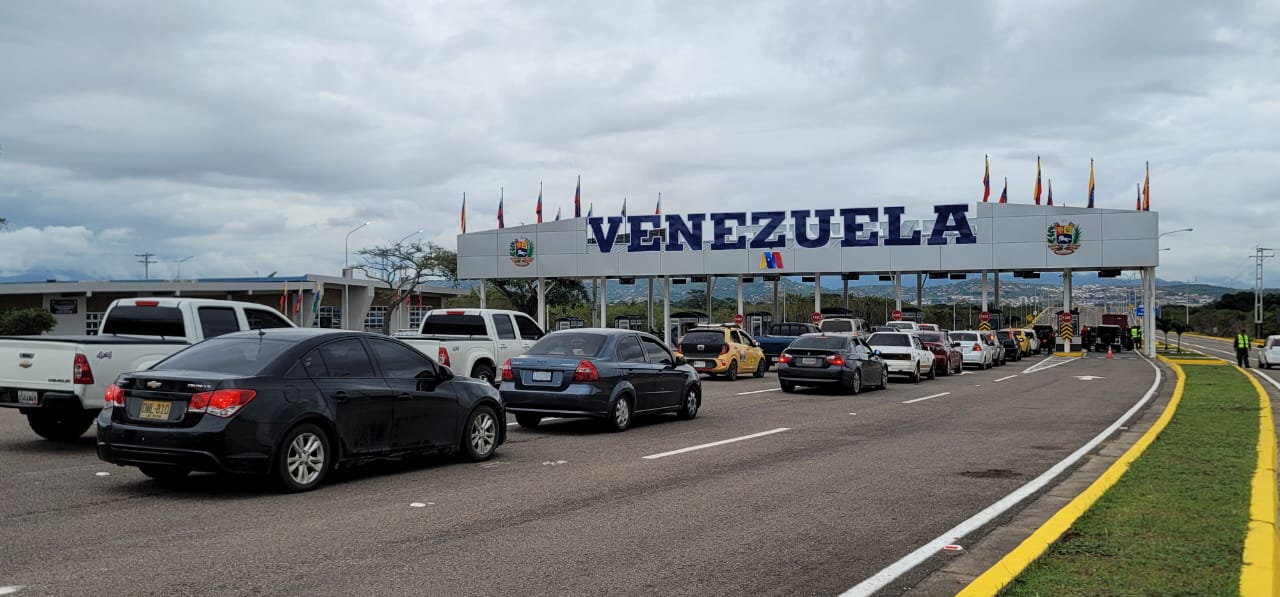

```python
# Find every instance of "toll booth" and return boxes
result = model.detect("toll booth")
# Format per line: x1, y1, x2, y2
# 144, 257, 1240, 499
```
553, 316, 586, 331
613, 314, 646, 330
669, 311, 710, 343
901, 307, 925, 323
745, 310, 774, 337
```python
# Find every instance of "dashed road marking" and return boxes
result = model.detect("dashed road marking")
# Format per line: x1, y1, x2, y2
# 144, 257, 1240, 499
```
736, 388, 782, 396
642, 428, 790, 460
902, 392, 951, 405
993, 375, 1018, 382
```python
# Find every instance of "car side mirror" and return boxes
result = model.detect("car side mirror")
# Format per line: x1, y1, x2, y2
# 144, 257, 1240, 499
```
439, 366, 455, 381
873, 349, 882, 356
674, 355, 687, 366
952, 342, 961, 348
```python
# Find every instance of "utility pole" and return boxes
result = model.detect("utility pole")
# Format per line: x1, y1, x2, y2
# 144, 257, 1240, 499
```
1254, 246, 1275, 340
136, 253, 156, 280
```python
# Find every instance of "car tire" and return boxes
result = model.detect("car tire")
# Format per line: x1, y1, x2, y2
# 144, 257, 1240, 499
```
726, 361, 739, 381
880, 367, 890, 389
926, 362, 936, 380
138, 465, 190, 482
911, 363, 921, 384
27, 410, 95, 442
607, 395, 632, 432
938, 360, 950, 377
472, 363, 497, 388
461, 405, 499, 462
515, 413, 542, 429
274, 423, 332, 493
953, 360, 963, 375
676, 386, 700, 420
753, 359, 766, 378
845, 370, 862, 395
780, 380, 797, 393
984, 358, 992, 370
760, 359, 771, 373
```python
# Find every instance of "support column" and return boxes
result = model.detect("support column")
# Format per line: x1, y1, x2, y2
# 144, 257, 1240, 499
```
814, 274, 822, 316
773, 278, 781, 324
915, 273, 924, 308
981, 272, 989, 311
1144, 266, 1157, 358
706, 277, 713, 322
647, 278, 655, 332
536, 278, 546, 330
736, 275, 744, 322
590, 278, 598, 325
599, 277, 608, 328
663, 276, 672, 348
894, 274, 902, 311
478, 280, 487, 309
994, 272, 1001, 312
843, 278, 850, 310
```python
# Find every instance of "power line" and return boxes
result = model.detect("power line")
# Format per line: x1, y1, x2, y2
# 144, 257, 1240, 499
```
136, 252, 156, 280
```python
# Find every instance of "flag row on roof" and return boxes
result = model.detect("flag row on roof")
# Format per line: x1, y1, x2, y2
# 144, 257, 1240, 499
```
982, 155, 1152, 211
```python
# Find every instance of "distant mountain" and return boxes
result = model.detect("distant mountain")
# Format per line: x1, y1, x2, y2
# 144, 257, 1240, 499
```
0, 267, 101, 283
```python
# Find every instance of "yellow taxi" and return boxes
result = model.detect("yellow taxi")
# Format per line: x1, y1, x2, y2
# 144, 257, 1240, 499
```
1011, 329, 1033, 356
675, 324, 766, 380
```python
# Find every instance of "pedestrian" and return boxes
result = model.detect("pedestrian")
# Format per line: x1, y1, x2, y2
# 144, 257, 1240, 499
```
1236, 329, 1251, 368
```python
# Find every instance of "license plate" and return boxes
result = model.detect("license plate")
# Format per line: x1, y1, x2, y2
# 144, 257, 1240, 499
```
694, 361, 708, 368
532, 370, 552, 382
799, 357, 818, 366
770, 356, 779, 363
139, 400, 172, 421
17, 390, 37, 405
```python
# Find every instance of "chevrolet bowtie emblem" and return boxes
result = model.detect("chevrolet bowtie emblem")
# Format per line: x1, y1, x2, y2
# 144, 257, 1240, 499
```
146, 381, 162, 389
19, 360, 31, 369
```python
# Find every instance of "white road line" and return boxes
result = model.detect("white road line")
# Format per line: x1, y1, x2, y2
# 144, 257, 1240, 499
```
993, 375, 1018, 382
901, 392, 950, 405
641, 428, 790, 460
0, 587, 24, 596
736, 388, 782, 396
1021, 356, 1079, 375
1248, 368, 1280, 392
840, 355, 1163, 597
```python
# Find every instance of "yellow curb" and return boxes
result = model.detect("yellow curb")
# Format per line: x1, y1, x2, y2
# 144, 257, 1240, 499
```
1166, 359, 1227, 366
1052, 351, 1084, 358
957, 357, 1185, 596
1239, 366, 1280, 597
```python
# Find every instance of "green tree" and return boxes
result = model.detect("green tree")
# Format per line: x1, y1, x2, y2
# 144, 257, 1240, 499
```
1156, 316, 1172, 349
357, 240, 459, 335
1170, 320, 1192, 353
0, 308, 57, 335
489, 278, 589, 318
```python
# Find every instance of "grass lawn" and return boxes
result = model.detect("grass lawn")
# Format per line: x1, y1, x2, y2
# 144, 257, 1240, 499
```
1001, 364, 1257, 596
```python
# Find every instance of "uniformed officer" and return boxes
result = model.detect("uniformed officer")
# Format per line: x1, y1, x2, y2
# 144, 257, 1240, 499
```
1236, 329, 1251, 368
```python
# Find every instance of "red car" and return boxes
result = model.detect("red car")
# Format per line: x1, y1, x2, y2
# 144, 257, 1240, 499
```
919, 331, 963, 376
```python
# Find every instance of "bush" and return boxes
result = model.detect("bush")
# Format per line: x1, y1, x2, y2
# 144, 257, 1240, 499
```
0, 308, 59, 335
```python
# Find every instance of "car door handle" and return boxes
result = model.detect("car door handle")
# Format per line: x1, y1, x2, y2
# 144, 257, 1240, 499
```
331, 391, 350, 401
499, 344, 510, 349
396, 393, 413, 401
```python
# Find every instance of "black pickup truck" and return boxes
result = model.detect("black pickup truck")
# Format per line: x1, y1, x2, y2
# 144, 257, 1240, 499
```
754, 322, 821, 370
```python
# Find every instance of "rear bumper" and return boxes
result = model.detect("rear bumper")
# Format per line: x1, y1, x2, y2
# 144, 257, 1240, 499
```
500, 386, 612, 419
881, 359, 917, 375
0, 389, 83, 411
95, 411, 271, 475
776, 364, 843, 384
686, 356, 732, 374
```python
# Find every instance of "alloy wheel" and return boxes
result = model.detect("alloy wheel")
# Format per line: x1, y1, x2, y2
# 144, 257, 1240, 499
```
286, 432, 325, 486
469, 410, 497, 456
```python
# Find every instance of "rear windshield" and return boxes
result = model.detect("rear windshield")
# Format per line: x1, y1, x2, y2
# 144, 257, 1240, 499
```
420, 314, 486, 336
867, 333, 911, 347
101, 306, 186, 337
154, 336, 293, 375
819, 320, 853, 333
527, 333, 607, 357
996, 331, 1012, 340
886, 322, 914, 330
918, 332, 943, 343
951, 333, 977, 342
1271, 338, 1280, 347
682, 331, 725, 345
790, 336, 848, 350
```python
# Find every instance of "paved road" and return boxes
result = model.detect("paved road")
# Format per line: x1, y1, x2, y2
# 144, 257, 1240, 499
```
0, 352, 1157, 596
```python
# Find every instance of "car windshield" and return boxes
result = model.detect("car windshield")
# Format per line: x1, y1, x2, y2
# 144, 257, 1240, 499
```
819, 320, 853, 333
1270, 338, 1280, 348
527, 333, 607, 357
154, 335, 293, 375
918, 332, 943, 343
790, 336, 847, 350
867, 333, 911, 347
681, 331, 725, 345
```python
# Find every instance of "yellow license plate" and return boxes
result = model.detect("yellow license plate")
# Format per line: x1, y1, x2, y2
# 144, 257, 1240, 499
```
139, 400, 172, 421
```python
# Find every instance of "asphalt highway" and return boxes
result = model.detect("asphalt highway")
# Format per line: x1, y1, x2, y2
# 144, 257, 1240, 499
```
0, 351, 1159, 596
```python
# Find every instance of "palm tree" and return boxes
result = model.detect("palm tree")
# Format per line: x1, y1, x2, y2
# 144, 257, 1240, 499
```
1171, 320, 1192, 353
1156, 316, 1173, 351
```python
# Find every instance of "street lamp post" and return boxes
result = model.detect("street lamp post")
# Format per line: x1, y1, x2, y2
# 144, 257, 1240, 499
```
175, 256, 194, 280
343, 221, 372, 332
345, 221, 371, 269
396, 229, 424, 245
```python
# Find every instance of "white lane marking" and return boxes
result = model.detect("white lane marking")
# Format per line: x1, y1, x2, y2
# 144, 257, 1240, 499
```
1074, 375, 1105, 381
0, 587, 23, 596
902, 392, 950, 405
736, 388, 782, 396
841, 354, 1163, 596
993, 375, 1018, 382
1248, 368, 1280, 392
1182, 341, 1235, 357
642, 428, 790, 460
1021, 356, 1079, 375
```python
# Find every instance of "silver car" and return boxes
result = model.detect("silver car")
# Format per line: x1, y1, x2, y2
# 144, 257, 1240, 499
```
950, 330, 995, 369
1260, 335, 1280, 369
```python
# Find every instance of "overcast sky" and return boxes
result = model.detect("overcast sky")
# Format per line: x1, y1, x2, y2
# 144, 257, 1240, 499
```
1, 0, 1276, 287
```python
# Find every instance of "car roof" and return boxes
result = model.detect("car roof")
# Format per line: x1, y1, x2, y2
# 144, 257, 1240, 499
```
217, 328, 354, 341
552, 328, 646, 337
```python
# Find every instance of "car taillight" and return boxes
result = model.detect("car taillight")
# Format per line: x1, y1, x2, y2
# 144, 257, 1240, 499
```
573, 360, 599, 382
720, 344, 729, 355
104, 384, 125, 408
778, 353, 792, 364
134, 300, 159, 307
826, 355, 845, 366
73, 354, 94, 385
189, 389, 257, 418
501, 359, 513, 381
973, 343, 983, 352
438, 347, 451, 367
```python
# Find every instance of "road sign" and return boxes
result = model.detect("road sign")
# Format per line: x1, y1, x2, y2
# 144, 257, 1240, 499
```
978, 311, 990, 323
1135, 306, 1144, 317
1061, 312, 1073, 324
733, 313, 744, 325
811, 311, 822, 323
891, 309, 903, 321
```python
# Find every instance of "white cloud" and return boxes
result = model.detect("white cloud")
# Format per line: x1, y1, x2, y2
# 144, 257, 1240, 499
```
0, 0, 1277, 286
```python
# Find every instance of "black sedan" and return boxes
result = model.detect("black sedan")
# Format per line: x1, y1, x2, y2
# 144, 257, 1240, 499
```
776, 334, 889, 394
500, 329, 701, 432
97, 328, 504, 492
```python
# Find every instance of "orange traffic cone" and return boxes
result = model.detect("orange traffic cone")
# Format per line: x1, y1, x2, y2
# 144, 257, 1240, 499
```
1107, 346, 1114, 359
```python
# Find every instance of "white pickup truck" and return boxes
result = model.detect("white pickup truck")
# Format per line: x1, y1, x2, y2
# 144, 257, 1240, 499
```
399, 308, 547, 387
0, 297, 295, 441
